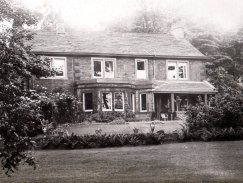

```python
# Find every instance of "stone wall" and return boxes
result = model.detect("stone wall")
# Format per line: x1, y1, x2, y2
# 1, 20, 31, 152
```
35, 55, 209, 120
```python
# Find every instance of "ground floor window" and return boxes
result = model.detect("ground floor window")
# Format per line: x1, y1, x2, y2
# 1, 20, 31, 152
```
102, 92, 113, 111
131, 93, 135, 112
83, 93, 93, 112
101, 91, 126, 112
140, 93, 147, 112
114, 92, 124, 111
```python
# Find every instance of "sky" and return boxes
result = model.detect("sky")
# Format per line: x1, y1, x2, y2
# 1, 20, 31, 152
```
19, 0, 243, 33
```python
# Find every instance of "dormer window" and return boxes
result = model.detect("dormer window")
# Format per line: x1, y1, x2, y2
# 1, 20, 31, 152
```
167, 60, 188, 80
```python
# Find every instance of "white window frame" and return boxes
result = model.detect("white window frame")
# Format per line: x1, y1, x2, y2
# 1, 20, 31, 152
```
102, 92, 113, 111
44, 57, 67, 79
104, 59, 115, 78
91, 57, 115, 79
83, 93, 93, 112
166, 60, 189, 80
140, 93, 147, 112
167, 61, 177, 80
114, 92, 125, 111
91, 58, 103, 78
135, 59, 148, 79
131, 93, 135, 112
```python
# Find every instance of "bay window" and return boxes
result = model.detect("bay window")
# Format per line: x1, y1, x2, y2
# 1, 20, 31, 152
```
102, 92, 113, 111
131, 93, 135, 112
83, 93, 93, 112
140, 93, 147, 112
101, 92, 125, 112
114, 92, 124, 111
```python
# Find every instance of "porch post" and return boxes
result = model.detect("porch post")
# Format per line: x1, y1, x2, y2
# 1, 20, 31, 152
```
204, 94, 208, 105
152, 93, 155, 112
171, 93, 175, 112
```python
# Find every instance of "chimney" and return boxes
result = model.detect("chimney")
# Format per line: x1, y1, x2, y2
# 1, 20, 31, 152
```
171, 27, 185, 40
56, 23, 65, 34
170, 21, 185, 40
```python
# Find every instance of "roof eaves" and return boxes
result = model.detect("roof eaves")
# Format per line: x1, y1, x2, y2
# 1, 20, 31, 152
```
32, 51, 210, 60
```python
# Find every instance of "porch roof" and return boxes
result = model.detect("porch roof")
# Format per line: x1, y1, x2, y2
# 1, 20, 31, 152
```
152, 80, 217, 94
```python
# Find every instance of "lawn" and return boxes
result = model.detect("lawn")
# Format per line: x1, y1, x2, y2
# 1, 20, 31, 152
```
0, 141, 243, 183
66, 120, 183, 135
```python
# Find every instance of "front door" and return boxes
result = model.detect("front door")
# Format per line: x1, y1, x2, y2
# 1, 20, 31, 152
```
154, 93, 171, 120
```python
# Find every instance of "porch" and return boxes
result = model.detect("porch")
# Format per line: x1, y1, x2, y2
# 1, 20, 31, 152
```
152, 80, 217, 121
154, 93, 210, 120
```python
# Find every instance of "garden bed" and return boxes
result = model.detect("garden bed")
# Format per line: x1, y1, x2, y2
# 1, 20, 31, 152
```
34, 131, 182, 150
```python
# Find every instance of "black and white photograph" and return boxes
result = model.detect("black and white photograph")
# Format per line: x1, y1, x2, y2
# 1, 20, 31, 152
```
0, 0, 243, 182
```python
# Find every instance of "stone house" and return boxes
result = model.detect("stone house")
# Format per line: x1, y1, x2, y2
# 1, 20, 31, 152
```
31, 31, 217, 120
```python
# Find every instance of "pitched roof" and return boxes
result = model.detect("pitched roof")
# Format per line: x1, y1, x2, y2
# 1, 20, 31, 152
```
30, 31, 206, 58
152, 80, 217, 93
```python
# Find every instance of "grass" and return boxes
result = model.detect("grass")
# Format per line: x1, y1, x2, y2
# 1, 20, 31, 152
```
65, 121, 183, 135
0, 141, 243, 183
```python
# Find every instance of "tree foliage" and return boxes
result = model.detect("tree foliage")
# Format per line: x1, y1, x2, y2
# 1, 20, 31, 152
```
186, 25, 243, 94
184, 93, 243, 141
0, 0, 52, 175
108, 3, 176, 34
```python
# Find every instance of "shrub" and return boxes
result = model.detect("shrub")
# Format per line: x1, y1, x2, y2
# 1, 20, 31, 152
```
183, 93, 243, 141
29, 86, 83, 125
34, 131, 177, 150
52, 90, 80, 124
30, 88, 137, 124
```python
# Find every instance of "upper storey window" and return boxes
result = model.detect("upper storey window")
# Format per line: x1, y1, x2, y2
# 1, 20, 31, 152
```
135, 59, 147, 79
167, 60, 189, 80
44, 57, 67, 79
92, 58, 115, 78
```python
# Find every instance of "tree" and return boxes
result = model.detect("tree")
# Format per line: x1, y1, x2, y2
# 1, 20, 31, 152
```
185, 24, 243, 94
0, 0, 52, 175
108, 1, 177, 34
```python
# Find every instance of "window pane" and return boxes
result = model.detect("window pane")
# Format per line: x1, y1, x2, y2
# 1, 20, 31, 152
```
141, 94, 147, 111
93, 60, 102, 77
136, 60, 146, 79
104, 60, 114, 78
84, 93, 93, 110
137, 61, 145, 70
178, 62, 187, 79
52, 58, 65, 77
102, 92, 112, 111
167, 62, 177, 79
131, 93, 135, 112
114, 92, 124, 110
